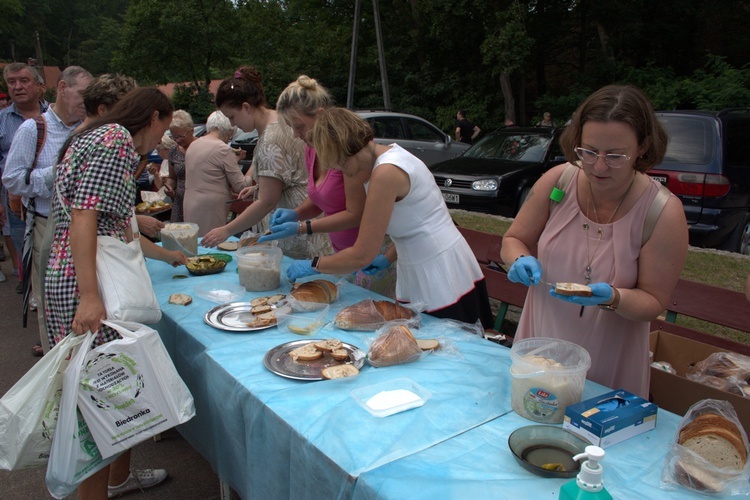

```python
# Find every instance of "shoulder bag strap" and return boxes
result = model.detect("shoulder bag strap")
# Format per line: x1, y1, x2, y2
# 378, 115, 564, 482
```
23, 116, 47, 185
641, 184, 671, 246
548, 162, 579, 215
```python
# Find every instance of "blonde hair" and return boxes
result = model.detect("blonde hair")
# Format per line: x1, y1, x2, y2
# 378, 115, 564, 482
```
310, 108, 374, 169
170, 109, 194, 129
277, 75, 333, 119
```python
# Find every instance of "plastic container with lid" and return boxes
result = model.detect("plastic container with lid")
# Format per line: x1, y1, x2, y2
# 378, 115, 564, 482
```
161, 222, 199, 256
510, 337, 591, 424
236, 245, 283, 292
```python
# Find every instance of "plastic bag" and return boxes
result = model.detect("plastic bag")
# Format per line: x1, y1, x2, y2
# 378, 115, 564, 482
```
333, 298, 422, 331
651, 360, 677, 375
367, 321, 426, 367
661, 399, 750, 496
46, 332, 121, 498
76, 320, 195, 459
686, 352, 750, 398
0, 334, 86, 470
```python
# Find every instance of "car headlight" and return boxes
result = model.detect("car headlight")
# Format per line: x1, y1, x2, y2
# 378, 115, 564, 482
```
472, 179, 498, 191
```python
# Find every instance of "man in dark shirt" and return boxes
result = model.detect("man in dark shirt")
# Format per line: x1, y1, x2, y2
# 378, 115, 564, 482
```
455, 109, 480, 145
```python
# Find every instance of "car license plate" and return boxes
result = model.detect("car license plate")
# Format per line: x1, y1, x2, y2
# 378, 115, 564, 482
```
651, 175, 668, 186
443, 193, 459, 204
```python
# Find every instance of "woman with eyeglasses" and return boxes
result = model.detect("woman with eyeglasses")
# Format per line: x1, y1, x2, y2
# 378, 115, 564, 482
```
164, 109, 197, 222
500, 85, 688, 398
200, 66, 331, 259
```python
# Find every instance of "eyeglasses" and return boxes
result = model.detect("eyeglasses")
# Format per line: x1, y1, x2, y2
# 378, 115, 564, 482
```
171, 132, 189, 140
575, 147, 631, 168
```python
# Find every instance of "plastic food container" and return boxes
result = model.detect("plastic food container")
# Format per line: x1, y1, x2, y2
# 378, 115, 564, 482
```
510, 338, 591, 424
350, 378, 432, 418
194, 282, 246, 303
275, 305, 329, 335
236, 245, 283, 292
161, 222, 199, 256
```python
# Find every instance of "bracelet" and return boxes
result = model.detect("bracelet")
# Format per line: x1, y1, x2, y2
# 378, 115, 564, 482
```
311, 256, 320, 271
297, 221, 304, 235
599, 285, 621, 311
514, 255, 525, 262
306, 220, 313, 235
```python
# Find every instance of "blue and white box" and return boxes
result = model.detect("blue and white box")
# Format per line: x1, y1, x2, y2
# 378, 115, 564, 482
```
563, 389, 658, 448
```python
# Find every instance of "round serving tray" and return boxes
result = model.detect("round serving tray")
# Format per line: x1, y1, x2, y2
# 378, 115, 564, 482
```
204, 301, 276, 332
263, 339, 366, 381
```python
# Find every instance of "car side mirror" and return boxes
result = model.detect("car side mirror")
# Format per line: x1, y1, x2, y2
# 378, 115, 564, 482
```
445, 135, 452, 145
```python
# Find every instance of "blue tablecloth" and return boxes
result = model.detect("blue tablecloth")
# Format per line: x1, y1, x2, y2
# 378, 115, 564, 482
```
146, 243, 715, 499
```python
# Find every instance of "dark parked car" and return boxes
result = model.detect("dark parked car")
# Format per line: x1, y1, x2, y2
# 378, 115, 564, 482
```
230, 130, 259, 174
648, 109, 750, 254
431, 127, 566, 217
357, 111, 470, 166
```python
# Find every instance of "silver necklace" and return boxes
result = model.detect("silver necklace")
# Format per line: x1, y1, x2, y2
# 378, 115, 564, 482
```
583, 173, 636, 283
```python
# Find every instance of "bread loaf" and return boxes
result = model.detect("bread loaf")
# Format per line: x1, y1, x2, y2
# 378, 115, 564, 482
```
678, 413, 747, 470
554, 282, 593, 297
334, 299, 417, 331
290, 280, 338, 305
368, 325, 423, 367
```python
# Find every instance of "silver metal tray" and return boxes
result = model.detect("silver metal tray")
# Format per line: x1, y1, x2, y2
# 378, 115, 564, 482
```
204, 301, 277, 332
263, 339, 366, 381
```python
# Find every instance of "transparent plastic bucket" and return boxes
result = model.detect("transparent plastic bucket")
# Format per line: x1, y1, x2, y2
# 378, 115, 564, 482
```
509, 337, 591, 424
161, 222, 199, 256
236, 245, 283, 292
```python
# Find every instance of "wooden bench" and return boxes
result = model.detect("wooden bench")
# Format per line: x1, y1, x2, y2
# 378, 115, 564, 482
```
456, 226, 529, 339
457, 226, 750, 352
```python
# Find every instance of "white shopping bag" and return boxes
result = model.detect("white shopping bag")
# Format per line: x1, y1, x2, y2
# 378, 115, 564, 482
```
76, 320, 195, 459
46, 332, 121, 498
0, 334, 87, 470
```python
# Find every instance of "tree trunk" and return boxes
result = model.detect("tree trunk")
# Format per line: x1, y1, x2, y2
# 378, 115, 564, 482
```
500, 72, 515, 124
596, 20, 614, 62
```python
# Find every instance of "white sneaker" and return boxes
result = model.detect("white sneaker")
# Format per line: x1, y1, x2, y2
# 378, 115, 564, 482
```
0, 270, 5, 283
108, 469, 168, 498
29, 295, 37, 311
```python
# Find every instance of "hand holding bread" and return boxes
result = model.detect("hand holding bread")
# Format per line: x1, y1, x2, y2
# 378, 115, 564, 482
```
550, 282, 613, 307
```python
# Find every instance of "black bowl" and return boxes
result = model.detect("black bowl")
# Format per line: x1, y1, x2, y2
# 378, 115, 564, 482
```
508, 425, 591, 478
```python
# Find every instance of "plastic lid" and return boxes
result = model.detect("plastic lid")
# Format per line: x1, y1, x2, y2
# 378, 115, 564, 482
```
572, 445, 605, 493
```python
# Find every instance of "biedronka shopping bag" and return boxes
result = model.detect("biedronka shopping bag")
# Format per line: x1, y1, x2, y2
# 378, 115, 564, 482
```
76, 320, 195, 459
0, 333, 87, 470
46, 332, 122, 499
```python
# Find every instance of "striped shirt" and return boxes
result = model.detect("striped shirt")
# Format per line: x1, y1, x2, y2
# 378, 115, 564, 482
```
0, 100, 49, 175
2, 104, 79, 217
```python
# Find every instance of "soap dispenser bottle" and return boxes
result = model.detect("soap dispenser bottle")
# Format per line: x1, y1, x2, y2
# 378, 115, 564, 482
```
559, 445, 613, 500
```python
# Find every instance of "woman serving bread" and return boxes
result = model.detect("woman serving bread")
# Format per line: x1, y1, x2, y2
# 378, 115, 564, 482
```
501, 85, 688, 398
285, 108, 493, 328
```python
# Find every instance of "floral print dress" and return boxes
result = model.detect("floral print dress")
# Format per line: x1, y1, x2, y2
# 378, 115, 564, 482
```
45, 124, 139, 348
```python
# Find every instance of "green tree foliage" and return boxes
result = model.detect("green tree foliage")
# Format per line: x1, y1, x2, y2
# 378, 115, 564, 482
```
115, 0, 240, 86
172, 84, 216, 123
2, 0, 749, 132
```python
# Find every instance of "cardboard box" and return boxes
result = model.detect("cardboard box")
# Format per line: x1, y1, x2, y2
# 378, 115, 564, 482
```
649, 330, 750, 433
563, 389, 657, 447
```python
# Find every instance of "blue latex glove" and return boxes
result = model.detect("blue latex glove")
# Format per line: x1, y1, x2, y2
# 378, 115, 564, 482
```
507, 256, 543, 286
361, 254, 391, 275
549, 282, 613, 306
270, 208, 298, 226
286, 259, 320, 282
258, 222, 298, 243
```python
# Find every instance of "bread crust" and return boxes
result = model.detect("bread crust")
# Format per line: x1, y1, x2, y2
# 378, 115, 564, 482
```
168, 293, 192, 305
554, 282, 593, 297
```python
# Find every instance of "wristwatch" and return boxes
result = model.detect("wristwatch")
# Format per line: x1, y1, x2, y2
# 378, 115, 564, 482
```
599, 285, 621, 312
311, 256, 320, 271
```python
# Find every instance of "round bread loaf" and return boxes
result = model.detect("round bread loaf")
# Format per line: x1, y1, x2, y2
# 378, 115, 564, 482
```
678, 413, 747, 471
